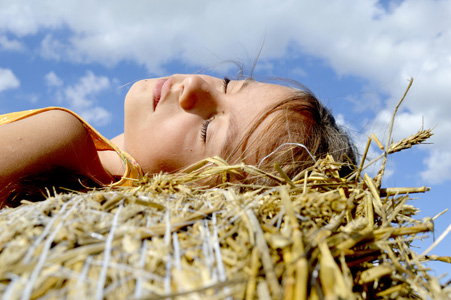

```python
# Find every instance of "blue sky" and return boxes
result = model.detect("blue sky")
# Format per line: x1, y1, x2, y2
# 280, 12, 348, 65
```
0, 0, 450, 280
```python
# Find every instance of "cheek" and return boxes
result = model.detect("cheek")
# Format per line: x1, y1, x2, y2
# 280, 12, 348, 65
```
124, 81, 153, 121
158, 121, 196, 152
132, 121, 199, 173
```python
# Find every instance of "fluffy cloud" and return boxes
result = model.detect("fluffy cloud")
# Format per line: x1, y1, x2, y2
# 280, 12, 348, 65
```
78, 106, 113, 127
0, 68, 20, 92
1, 0, 450, 183
0, 36, 24, 51
421, 150, 451, 184
45, 71, 63, 87
45, 71, 112, 126
64, 71, 110, 110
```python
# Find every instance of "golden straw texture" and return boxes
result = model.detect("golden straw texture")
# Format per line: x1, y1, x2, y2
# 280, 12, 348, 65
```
0, 138, 450, 299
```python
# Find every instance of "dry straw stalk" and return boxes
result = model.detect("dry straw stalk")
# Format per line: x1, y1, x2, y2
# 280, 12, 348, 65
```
0, 81, 450, 299
0, 146, 450, 299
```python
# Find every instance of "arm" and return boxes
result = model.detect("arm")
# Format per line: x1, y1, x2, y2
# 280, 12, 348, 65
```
0, 110, 115, 201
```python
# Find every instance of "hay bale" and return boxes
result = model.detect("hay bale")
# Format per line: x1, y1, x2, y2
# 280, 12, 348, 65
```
0, 131, 450, 299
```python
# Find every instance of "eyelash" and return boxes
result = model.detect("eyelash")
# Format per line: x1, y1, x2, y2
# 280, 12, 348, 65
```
223, 77, 230, 93
200, 117, 214, 142
200, 77, 229, 142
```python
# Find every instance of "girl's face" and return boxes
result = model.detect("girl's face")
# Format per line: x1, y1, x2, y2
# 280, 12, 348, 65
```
124, 74, 294, 174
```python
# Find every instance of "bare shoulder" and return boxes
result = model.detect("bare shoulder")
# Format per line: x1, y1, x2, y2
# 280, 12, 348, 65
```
0, 109, 113, 187
1, 110, 92, 148
0, 109, 115, 204
27, 109, 85, 133
1, 109, 83, 132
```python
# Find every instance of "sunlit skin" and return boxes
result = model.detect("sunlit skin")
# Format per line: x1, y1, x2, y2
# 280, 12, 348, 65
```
0, 74, 298, 204
104, 74, 296, 176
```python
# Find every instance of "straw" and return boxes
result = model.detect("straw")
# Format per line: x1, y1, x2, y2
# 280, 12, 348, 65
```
0, 86, 450, 299
96, 202, 123, 300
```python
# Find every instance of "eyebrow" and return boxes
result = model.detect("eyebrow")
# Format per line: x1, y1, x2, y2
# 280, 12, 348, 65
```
238, 78, 254, 92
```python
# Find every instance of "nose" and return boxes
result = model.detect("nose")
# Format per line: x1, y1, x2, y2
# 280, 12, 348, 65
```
178, 75, 216, 111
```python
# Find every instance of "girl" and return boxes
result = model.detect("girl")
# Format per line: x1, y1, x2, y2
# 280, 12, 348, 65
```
0, 74, 356, 206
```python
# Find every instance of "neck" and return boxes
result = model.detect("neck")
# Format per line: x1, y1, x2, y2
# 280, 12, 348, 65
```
97, 133, 126, 177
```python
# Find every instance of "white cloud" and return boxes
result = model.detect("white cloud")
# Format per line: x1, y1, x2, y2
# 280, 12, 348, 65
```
291, 67, 308, 77
64, 71, 112, 125
421, 150, 451, 184
0, 36, 24, 51
45, 71, 63, 87
78, 106, 112, 127
45, 71, 112, 126
64, 71, 110, 110
0, 0, 450, 183
40, 34, 67, 61
0, 68, 20, 92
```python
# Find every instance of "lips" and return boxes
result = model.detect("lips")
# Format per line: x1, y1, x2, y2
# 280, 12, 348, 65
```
153, 78, 172, 110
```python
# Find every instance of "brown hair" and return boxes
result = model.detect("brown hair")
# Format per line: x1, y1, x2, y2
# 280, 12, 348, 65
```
1, 79, 357, 206
224, 85, 357, 184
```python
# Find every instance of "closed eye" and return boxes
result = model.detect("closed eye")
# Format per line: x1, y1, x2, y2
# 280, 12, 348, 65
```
200, 116, 214, 142
223, 77, 230, 93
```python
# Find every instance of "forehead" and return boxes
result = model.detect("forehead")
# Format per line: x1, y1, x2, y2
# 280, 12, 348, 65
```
233, 79, 295, 101
220, 79, 296, 164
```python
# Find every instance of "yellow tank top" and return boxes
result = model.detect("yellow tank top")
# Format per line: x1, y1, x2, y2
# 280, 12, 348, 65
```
0, 107, 143, 187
